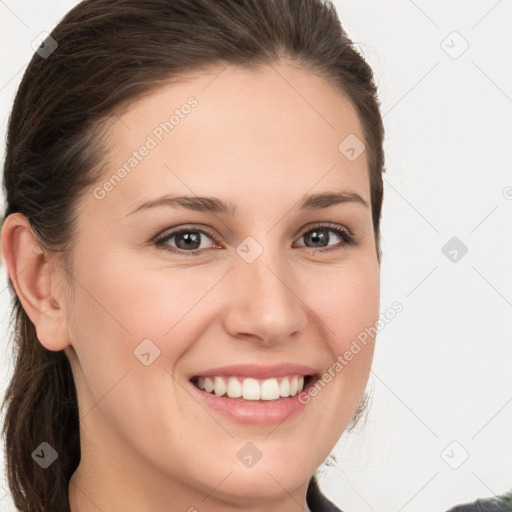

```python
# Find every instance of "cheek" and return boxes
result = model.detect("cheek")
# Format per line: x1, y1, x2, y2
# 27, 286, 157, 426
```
66, 255, 222, 375
307, 259, 379, 409
312, 259, 380, 353
63, 255, 212, 455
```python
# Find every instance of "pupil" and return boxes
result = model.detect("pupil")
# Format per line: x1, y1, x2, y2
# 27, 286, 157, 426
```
307, 229, 328, 248
177, 232, 200, 250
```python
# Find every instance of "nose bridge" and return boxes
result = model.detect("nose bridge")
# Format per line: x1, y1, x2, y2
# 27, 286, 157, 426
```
223, 234, 307, 344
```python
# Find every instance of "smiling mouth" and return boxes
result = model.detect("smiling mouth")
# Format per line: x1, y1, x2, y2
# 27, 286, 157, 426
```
190, 374, 317, 401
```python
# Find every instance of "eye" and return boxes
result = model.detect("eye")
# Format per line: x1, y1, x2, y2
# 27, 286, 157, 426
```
153, 222, 356, 256
294, 223, 355, 253
154, 226, 219, 256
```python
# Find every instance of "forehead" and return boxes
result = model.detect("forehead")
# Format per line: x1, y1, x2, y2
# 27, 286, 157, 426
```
92, 61, 370, 216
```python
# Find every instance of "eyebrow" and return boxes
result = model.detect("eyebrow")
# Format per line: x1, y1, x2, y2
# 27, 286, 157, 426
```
125, 191, 369, 217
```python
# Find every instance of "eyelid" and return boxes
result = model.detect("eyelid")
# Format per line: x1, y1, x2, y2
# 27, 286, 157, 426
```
299, 221, 355, 240
153, 224, 221, 248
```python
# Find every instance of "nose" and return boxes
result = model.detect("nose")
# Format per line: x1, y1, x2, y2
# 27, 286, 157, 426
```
222, 240, 308, 347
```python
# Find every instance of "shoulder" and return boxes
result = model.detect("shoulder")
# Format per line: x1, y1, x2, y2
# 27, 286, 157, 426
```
307, 474, 344, 512
444, 493, 512, 512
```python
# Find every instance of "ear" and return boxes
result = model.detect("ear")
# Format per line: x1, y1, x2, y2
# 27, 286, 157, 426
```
0, 213, 71, 351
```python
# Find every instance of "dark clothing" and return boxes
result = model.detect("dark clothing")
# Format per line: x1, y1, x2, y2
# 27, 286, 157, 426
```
306, 478, 512, 512
307, 475, 343, 512
445, 493, 512, 512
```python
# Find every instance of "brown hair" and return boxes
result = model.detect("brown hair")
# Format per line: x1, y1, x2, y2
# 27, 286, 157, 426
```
0, 0, 385, 510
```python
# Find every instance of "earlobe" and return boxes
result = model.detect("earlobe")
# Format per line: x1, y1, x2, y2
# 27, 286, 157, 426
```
0, 213, 70, 351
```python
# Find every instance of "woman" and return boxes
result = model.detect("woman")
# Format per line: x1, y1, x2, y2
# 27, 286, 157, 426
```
0, 0, 385, 511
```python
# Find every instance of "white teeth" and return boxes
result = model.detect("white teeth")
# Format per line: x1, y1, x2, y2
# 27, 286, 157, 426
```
279, 377, 290, 397
194, 374, 309, 400
204, 377, 214, 393
289, 376, 298, 395
227, 377, 242, 398
213, 376, 226, 396
260, 378, 280, 400
242, 378, 260, 400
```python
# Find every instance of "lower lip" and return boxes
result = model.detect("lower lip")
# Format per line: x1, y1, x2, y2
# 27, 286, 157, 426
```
187, 377, 316, 425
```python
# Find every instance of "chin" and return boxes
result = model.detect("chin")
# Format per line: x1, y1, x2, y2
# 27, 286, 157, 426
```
206, 469, 310, 505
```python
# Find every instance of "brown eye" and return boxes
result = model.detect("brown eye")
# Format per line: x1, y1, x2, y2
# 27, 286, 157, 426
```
155, 228, 218, 255
295, 224, 354, 252
154, 222, 355, 256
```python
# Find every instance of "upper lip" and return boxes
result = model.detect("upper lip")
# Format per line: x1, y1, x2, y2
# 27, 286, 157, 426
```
189, 363, 318, 380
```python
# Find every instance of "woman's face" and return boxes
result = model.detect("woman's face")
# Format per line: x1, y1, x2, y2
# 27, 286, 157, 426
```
62, 61, 380, 510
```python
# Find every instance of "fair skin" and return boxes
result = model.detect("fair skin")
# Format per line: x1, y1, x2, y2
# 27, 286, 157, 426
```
1, 61, 380, 512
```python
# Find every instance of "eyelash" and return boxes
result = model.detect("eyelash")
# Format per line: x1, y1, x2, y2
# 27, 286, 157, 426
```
153, 222, 356, 257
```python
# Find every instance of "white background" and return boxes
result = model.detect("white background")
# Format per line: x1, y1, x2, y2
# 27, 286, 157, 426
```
1, 1, 511, 511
